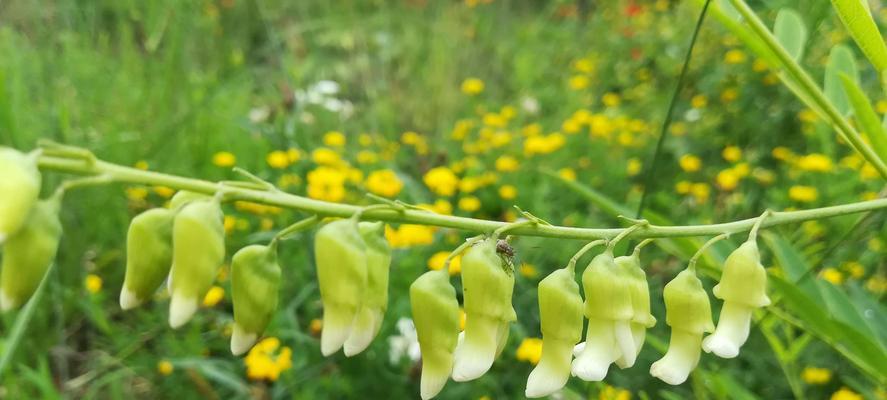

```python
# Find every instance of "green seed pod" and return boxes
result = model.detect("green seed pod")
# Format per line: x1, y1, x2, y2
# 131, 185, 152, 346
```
0, 197, 62, 311
230, 243, 281, 356
0, 148, 41, 243
314, 219, 368, 356
411, 270, 460, 400
526, 268, 583, 398
120, 208, 175, 310
650, 269, 714, 385
168, 198, 225, 328
343, 221, 392, 357
613, 251, 656, 369
703, 240, 771, 359
168, 190, 210, 210
572, 251, 635, 381
452, 238, 516, 382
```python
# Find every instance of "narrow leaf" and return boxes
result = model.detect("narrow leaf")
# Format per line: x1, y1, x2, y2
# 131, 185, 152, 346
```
824, 45, 859, 116
830, 0, 887, 73
840, 73, 887, 162
0, 264, 54, 378
774, 9, 807, 61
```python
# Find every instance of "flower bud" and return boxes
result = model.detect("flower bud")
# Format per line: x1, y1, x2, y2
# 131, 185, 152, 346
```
0, 148, 41, 244
410, 270, 460, 400
120, 208, 174, 310
452, 238, 516, 382
168, 199, 225, 328
703, 241, 770, 358
613, 251, 656, 369
230, 243, 281, 356
572, 251, 634, 381
314, 219, 367, 356
344, 221, 392, 357
650, 269, 714, 385
1, 197, 62, 311
526, 268, 583, 398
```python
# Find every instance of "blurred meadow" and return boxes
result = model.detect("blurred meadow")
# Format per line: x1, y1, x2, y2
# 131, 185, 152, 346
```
1, 0, 886, 399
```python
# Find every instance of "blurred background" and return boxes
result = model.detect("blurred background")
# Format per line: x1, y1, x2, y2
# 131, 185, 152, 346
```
0, 0, 885, 399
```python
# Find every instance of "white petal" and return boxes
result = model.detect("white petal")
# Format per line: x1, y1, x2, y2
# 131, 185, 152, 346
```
702, 301, 753, 359
320, 304, 357, 356
613, 320, 637, 368
616, 323, 647, 369
650, 329, 702, 385
169, 294, 198, 329
230, 324, 258, 356
119, 287, 142, 310
452, 315, 499, 382
571, 317, 619, 381
526, 339, 573, 398
420, 359, 451, 400
572, 341, 586, 357
344, 308, 383, 357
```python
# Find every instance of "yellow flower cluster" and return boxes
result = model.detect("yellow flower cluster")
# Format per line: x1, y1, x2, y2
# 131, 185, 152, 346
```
599, 385, 631, 400
423, 167, 460, 196
365, 169, 404, 198
515, 337, 543, 365
801, 366, 832, 384
244, 337, 293, 381
524, 133, 566, 156
385, 224, 435, 248
461, 78, 485, 95
427, 251, 462, 275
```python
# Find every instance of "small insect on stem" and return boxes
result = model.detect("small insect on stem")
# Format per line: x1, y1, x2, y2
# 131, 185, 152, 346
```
496, 239, 515, 258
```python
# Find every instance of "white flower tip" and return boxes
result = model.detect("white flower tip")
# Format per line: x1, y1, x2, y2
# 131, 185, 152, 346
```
572, 342, 586, 357
451, 344, 495, 382
343, 329, 373, 357
650, 359, 690, 385
119, 287, 142, 310
231, 324, 258, 356
614, 320, 637, 368
526, 365, 568, 398
0, 288, 14, 312
702, 334, 739, 358
168, 294, 198, 329
320, 312, 354, 357
420, 369, 449, 400
570, 357, 610, 382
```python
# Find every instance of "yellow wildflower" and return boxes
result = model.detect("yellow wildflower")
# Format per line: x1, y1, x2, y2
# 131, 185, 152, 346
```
244, 337, 293, 381
797, 154, 833, 172
627, 158, 642, 176
516, 338, 543, 365
841, 261, 865, 279
311, 148, 340, 166
498, 185, 517, 200
599, 385, 631, 400
572, 57, 594, 74
569, 75, 590, 90
323, 131, 346, 147
428, 251, 462, 276
385, 224, 435, 248
524, 133, 566, 155
202, 286, 225, 307
519, 263, 538, 278
495, 156, 519, 172
423, 167, 460, 196
690, 182, 710, 203
679, 154, 702, 172
157, 360, 174, 376
716, 169, 740, 191
801, 367, 832, 385
772, 147, 794, 161
266, 150, 290, 169
134, 160, 149, 170
522, 123, 542, 137
212, 151, 236, 167
788, 185, 818, 202
691, 95, 708, 109
357, 150, 378, 164
461, 78, 485, 95
675, 180, 692, 194
724, 49, 746, 64
820, 268, 844, 285
558, 167, 577, 181
721, 88, 739, 103
85, 274, 103, 294
722, 146, 742, 162
307, 166, 347, 202
366, 169, 404, 198
309, 318, 323, 336
458, 196, 481, 212
153, 186, 175, 198
670, 122, 688, 136
831, 388, 863, 400
602, 92, 621, 107
865, 275, 887, 294
752, 59, 769, 72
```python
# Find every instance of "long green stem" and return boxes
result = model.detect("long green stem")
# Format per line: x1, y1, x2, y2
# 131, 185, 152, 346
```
36, 154, 887, 240
726, 0, 887, 180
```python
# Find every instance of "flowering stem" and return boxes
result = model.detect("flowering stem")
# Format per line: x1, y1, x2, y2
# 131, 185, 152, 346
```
443, 235, 485, 273
273, 215, 320, 241
491, 219, 537, 240
747, 210, 771, 242
688, 233, 731, 273
35, 152, 887, 240
607, 220, 648, 252
632, 239, 656, 256
566, 239, 608, 273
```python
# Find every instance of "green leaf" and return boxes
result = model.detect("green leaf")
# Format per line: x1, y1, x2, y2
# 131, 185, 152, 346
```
774, 9, 807, 61
830, 0, 887, 72
0, 264, 54, 378
824, 44, 859, 116
762, 233, 822, 302
840, 73, 887, 162
816, 280, 881, 346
